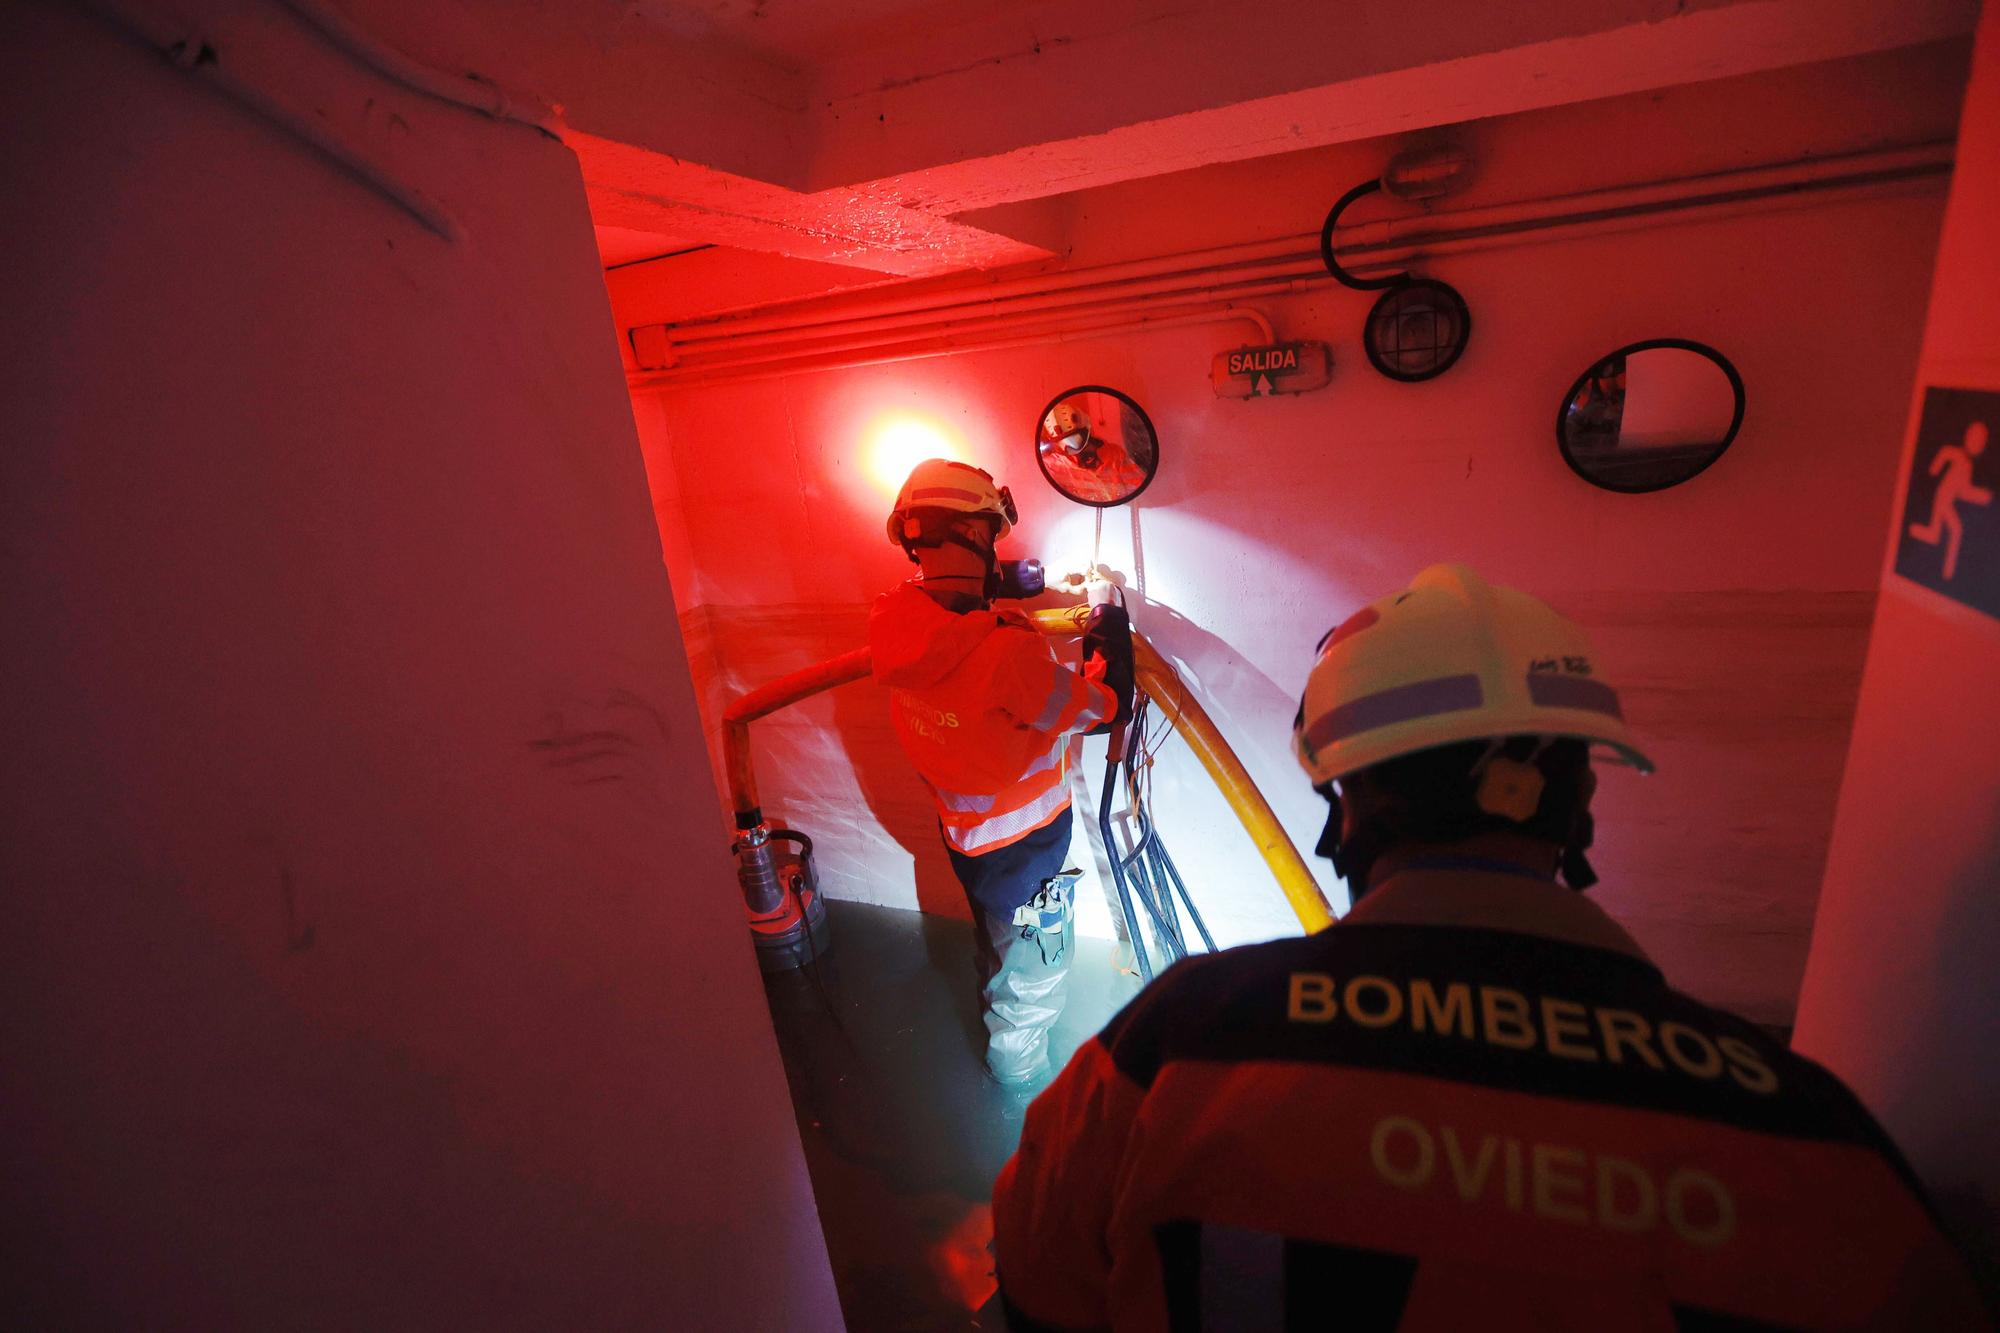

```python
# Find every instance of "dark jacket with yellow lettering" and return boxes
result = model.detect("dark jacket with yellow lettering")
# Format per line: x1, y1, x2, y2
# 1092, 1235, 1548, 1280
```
992, 869, 1987, 1332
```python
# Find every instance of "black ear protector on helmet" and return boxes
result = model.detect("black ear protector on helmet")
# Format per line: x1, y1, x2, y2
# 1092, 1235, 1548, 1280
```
1468, 739, 1598, 889
1303, 734, 1601, 897
897, 509, 993, 564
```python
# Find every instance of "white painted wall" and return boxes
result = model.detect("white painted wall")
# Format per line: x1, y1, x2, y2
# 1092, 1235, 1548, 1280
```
0, 5, 837, 1326
634, 43, 1963, 1025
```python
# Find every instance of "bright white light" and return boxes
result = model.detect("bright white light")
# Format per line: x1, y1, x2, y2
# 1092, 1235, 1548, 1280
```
863, 415, 964, 496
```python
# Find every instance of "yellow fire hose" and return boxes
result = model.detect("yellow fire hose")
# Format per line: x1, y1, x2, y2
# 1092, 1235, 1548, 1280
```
1027, 607, 1334, 932
719, 611, 1335, 934
722, 646, 873, 828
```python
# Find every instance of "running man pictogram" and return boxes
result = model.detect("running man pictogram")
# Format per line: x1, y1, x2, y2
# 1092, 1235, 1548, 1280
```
1907, 421, 1993, 581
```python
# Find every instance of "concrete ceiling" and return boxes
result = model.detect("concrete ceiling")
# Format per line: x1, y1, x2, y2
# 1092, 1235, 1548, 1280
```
348, 0, 1975, 288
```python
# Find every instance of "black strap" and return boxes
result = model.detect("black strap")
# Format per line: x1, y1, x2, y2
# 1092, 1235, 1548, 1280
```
1082, 604, 1135, 733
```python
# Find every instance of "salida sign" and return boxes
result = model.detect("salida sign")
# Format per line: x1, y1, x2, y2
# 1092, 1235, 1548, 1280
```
1212, 339, 1333, 398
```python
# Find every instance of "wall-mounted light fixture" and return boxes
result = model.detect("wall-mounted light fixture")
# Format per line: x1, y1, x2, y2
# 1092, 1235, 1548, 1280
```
1321, 145, 1475, 382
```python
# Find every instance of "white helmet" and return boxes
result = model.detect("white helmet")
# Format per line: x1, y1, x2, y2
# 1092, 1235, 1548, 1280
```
1040, 402, 1093, 455
1294, 564, 1652, 786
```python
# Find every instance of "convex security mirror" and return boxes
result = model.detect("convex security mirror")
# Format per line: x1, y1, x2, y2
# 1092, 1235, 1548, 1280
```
1035, 386, 1159, 506
1558, 339, 1745, 493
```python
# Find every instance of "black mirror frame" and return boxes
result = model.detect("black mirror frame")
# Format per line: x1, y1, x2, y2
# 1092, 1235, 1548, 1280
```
1555, 337, 1746, 495
1033, 384, 1160, 509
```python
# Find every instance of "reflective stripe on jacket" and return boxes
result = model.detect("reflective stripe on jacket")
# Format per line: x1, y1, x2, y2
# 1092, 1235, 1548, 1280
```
870, 581, 1117, 856
992, 871, 1988, 1332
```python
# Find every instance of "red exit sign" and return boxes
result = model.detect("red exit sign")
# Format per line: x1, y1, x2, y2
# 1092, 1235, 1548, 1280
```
1211, 340, 1333, 398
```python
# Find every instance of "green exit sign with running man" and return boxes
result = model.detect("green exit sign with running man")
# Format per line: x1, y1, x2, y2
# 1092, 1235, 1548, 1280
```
1212, 340, 1333, 398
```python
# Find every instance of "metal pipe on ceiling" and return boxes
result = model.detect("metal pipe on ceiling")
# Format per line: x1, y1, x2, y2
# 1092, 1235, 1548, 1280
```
642, 305, 1275, 390
662, 277, 1310, 374
666, 261, 1326, 358
628, 139, 1951, 386
1356, 141, 1952, 256
659, 235, 1315, 345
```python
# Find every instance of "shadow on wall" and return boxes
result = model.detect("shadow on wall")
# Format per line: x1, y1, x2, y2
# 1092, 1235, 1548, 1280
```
827, 667, 971, 920
1044, 491, 1350, 941
682, 598, 972, 919
1126, 594, 1293, 726
1908, 804, 2000, 1302
1113, 589, 1347, 929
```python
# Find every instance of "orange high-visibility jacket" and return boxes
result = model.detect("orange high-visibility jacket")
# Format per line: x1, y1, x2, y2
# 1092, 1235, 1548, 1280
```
994, 870, 1988, 1332
871, 581, 1117, 857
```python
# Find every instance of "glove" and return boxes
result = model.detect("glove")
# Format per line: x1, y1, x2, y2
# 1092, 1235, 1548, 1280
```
1085, 572, 1119, 609
1080, 603, 1134, 734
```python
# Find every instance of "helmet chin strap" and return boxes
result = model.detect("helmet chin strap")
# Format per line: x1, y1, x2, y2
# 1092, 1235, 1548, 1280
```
1312, 782, 1386, 900
1559, 810, 1598, 890
911, 524, 1002, 603
938, 526, 1003, 600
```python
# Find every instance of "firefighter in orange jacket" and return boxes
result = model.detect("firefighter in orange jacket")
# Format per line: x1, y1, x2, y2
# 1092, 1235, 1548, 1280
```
1038, 400, 1151, 506
994, 565, 1988, 1331
872, 459, 1133, 1086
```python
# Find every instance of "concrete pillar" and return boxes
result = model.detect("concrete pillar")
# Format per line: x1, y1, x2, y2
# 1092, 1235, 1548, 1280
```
1795, 0, 2000, 1297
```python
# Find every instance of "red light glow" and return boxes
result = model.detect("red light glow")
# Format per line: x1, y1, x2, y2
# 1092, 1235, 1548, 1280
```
862, 414, 966, 496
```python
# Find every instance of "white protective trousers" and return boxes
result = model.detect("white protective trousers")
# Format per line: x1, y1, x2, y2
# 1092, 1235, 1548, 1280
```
973, 880, 1073, 1084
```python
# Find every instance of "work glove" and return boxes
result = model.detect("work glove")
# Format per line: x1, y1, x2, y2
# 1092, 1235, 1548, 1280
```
1081, 602, 1134, 733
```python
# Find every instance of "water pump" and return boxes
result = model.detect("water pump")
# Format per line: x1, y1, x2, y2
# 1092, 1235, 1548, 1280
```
731, 821, 830, 972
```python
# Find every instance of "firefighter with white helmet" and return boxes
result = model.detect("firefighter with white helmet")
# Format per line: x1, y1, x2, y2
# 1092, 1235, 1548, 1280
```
1291, 562, 1651, 896
994, 565, 1986, 1330
871, 459, 1134, 1086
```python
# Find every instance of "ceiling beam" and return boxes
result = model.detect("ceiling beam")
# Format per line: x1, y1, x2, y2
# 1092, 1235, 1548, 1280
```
810, 0, 1977, 213
332, 0, 1976, 279
573, 131, 1056, 277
